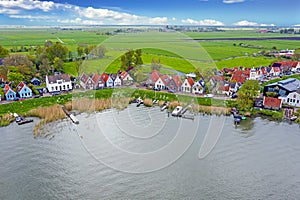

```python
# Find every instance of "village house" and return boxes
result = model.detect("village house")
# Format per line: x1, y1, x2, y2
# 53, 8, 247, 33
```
4, 84, 16, 101
112, 74, 122, 87
263, 96, 282, 111
231, 69, 250, 84
168, 75, 183, 92
263, 78, 300, 97
101, 73, 114, 88
30, 77, 41, 86
46, 74, 72, 93
155, 75, 171, 90
16, 82, 32, 98
80, 73, 94, 90
279, 90, 300, 107
146, 70, 160, 87
182, 77, 194, 93
269, 66, 281, 77
91, 74, 105, 90
120, 71, 133, 85
192, 79, 206, 95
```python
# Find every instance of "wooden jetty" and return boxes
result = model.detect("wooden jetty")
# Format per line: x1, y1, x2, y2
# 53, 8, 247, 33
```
14, 113, 33, 125
61, 106, 79, 124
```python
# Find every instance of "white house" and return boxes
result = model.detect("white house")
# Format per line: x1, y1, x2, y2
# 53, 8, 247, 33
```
80, 73, 94, 90
291, 62, 300, 72
192, 80, 205, 95
269, 67, 281, 77
120, 71, 133, 85
155, 75, 170, 90
249, 68, 258, 80
182, 77, 194, 93
46, 74, 72, 93
114, 75, 122, 87
280, 91, 300, 107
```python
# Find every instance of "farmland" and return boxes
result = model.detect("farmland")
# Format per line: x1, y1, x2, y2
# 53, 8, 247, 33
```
0, 28, 299, 75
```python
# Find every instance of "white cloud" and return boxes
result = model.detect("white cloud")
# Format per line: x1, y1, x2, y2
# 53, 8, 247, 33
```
233, 20, 258, 26
294, 24, 300, 27
181, 18, 224, 26
233, 20, 276, 26
9, 15, 51, 20
223, 0, 245, 3
0, 0, 170, 25
0, 8, 20, 15
57, 18, 104, 25
260, 23, 276, 27
0, 0, 56, 12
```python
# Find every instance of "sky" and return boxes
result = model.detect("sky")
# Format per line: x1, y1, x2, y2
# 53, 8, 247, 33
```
0, 0, 299, 26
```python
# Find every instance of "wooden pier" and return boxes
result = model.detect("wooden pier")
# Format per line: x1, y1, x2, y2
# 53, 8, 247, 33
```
61, 106, 79, 124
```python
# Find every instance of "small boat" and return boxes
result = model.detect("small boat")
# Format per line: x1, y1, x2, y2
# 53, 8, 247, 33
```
14, 113, 33, 125
16, 118, 33, 125
161, 101, 170, 111
61, 106, 79, 124
172, 106, 183, 116
290, 116, 298, 121
136, 97, 144, 107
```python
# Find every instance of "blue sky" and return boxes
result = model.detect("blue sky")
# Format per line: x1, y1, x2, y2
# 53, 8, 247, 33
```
0, 0, 299, 26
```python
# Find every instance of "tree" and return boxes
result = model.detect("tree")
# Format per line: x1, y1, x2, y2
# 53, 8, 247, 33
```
8, 72, 24, 88
293, 48, 300, 61
77, 46, 84, 58
0, 65, 9, 81
135, 49, 143, 66
237, 80, 260, 111
53, 57, 64, 72
46, 42, 68, 62
0, 45, 9, 58
151, 58, 161, 71
74, 59, 84, 77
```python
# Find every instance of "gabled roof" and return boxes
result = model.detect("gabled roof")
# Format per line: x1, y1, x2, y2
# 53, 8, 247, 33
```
80, 73, 91, 84
150, 70, 160, 83
101, 73, 110, 82
231, 70, 249, 84
159, 75, 171, 85
91, 74, 104, 83
4, 84, 15, 95
47, 74, 71, 83
120, 71, 128, 80
16, 82, 30, 93
263, 97, 282, 109
187, 77, 194, 87
171, 75, 183, 87
31, 77, 40, 82
272, 66, 281, 73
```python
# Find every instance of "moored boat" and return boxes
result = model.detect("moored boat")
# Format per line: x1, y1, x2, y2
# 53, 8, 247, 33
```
172, 106, 183, 116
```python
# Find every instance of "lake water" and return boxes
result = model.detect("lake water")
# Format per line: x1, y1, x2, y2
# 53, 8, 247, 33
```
1, 104, 300, 200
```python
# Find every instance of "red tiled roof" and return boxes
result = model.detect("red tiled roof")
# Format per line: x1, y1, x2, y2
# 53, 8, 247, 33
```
16, 82, 27, 93
160, 75, 171, 85
92, 74, 103, 83
80, 73, 90, 84
187, 77, 194, 87
151, 70, 160, 82
263, 97, 282, 109
172, 75, 183, 87
4, 84, 13, 95
120, 71, 128, 79
231, 70, 249, 84
101, 73, 110, 82
272, 66, 281, 73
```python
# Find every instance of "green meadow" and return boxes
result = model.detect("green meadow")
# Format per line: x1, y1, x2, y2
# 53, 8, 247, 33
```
0, 28, 298, 74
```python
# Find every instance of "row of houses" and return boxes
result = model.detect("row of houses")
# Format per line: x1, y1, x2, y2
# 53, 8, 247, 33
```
3, 82, 33, 101
79, 71, 133, 90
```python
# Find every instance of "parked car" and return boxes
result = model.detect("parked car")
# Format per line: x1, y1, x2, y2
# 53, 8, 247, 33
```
168, 89, 175, 93
204, 94, 214, 98
153, 87, 161, 91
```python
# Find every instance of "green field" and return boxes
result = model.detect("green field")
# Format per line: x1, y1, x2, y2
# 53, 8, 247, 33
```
1, 28, 299, 75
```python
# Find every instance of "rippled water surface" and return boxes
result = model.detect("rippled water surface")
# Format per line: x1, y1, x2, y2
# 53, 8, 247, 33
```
1, 105, 300, 199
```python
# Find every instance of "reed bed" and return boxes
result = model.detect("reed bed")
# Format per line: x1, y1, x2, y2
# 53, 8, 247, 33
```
28, 104, 66, 137
143, 98, 153, 107
0, 113, 15, 127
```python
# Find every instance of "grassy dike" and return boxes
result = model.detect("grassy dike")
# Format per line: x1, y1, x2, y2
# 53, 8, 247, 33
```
0, 88, 233, 136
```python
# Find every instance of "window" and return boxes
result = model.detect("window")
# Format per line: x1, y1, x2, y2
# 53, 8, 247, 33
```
297, 100, 299, 104
287, 98, 290, 102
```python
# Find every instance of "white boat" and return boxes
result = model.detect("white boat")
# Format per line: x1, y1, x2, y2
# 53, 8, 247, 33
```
172, 106, 183, 116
